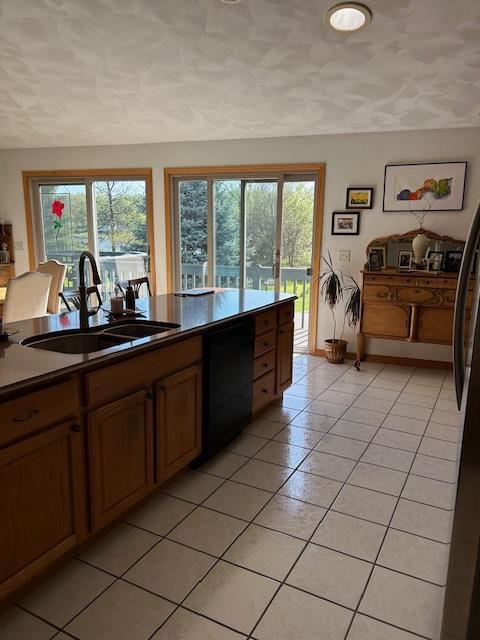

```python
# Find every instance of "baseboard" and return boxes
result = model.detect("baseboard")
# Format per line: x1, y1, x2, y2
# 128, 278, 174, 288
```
313, 349, 452, 369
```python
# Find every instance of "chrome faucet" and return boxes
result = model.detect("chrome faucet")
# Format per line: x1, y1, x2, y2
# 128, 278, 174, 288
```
78, 251, 102, 330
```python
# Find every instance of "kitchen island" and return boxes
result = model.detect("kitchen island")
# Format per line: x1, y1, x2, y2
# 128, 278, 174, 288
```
0, 289, 295, 605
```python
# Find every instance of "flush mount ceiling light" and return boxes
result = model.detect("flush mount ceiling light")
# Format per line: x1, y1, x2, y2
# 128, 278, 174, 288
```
325, 3, 372, 32
220, 0, 242, 4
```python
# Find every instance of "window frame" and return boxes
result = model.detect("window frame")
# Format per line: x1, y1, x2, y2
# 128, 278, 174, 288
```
23, 168, 156, 294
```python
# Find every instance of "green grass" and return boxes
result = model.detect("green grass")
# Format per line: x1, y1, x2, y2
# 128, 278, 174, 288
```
261, 279, 311, 314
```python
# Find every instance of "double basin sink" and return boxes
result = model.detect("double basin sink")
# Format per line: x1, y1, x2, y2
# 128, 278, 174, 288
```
22, 320, 181, 354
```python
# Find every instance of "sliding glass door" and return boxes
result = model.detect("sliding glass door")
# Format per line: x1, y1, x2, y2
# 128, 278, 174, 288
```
31, 175, 150, 296
173, 175, 291, 293
168, 164, 323, 354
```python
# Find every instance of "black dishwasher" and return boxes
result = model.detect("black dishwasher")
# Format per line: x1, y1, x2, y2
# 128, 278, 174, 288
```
199, 317, 255, 462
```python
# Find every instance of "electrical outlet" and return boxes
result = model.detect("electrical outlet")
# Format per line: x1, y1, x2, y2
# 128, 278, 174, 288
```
338, 250, 350, 262
14, 241, 24, 251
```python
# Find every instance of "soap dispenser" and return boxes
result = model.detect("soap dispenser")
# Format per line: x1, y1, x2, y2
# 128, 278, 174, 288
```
125, 285, 136, 310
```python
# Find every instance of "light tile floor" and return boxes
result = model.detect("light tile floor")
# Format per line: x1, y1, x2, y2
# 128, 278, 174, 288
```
1, 355, 461, 640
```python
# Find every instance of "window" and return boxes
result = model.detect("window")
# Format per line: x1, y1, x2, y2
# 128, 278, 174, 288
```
25, 170, 154, 297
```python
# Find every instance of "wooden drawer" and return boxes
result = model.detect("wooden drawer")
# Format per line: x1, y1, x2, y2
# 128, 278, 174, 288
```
85, 337, 202, 408
363, 285, 391, 303
253, 370, 276, 414
255, 309, 277, 336
253, 349, 276, 380
254, 329, 276, 358
364, 273, 417, 287
278, 302, 294, 326
0, 379, 80, 447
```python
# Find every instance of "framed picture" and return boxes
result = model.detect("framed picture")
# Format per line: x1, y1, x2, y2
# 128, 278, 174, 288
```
445, 250, 463, 272
331, 211, 360, 235
346, 187, 374, 209
368, 246, 386, 271
398, 250, 412, 271
430, 251, 444, 271
383, 161, 467, 212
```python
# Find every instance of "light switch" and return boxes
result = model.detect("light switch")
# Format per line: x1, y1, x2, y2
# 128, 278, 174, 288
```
338, 250, 350, 262
14, 241, 24, 251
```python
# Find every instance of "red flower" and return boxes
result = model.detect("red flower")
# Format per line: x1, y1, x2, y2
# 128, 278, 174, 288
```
51, 199, 64, 219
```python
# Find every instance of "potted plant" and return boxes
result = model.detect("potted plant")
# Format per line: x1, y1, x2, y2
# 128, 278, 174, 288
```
320, 252, 361, 364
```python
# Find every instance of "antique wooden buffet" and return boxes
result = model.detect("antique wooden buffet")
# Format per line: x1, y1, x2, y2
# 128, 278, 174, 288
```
359, 229, 470, 349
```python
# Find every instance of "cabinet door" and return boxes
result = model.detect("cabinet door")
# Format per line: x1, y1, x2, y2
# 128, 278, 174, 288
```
277, 322, 294, 393
0, 422, 84, 599
361, 303, 410, 338
418, 308, 454, 344
88, 389, 154, 530
155, 364, 202, 483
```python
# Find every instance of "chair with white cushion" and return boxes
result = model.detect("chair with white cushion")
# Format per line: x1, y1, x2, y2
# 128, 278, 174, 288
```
37, 259, 67, 314
3, 271, 52, 324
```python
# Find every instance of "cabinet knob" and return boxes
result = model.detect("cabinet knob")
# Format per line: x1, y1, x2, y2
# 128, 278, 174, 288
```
262, 389, 268, 394
71, 424, 81, 433
13, 408, 40, 423
146, 391, 154, 399
262, 362, 268, 368
264, 341, 269, 347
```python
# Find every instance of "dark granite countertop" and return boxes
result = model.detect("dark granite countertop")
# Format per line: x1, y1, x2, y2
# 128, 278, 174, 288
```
0, 289, 296, 399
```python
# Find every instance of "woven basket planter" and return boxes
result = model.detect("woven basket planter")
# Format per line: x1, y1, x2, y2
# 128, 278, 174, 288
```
324, 339, 347, 364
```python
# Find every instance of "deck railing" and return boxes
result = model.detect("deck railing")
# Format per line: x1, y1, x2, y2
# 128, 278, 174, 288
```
181, 263, 311, 328
48, 251, 148, 297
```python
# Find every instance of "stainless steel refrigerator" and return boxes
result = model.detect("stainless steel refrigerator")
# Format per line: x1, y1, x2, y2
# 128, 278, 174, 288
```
442, 201, 480, 639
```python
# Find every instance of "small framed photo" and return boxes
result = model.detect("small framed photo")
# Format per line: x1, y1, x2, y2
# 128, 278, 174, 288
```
430, 251, 444, 271
346, 187, 374, 209
398, 250, 412, 271
368, 246, 386, 271
445, 250, 463, 272
331, 211, 360, 235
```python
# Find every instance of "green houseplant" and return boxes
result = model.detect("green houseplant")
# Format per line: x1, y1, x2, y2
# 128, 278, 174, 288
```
320, 252, 361, 363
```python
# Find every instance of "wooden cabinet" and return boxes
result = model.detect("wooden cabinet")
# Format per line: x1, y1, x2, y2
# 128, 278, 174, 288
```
252, 302, 295, 415
155, 364, 202, 483
0, 421, 84, 599
87, 389, 154, 530
85, 336, 201, 408
360, 269, 474, 346
276, 322, 294, 393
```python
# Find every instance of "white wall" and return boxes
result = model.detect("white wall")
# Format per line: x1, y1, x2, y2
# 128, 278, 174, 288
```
1, 126, 479, 360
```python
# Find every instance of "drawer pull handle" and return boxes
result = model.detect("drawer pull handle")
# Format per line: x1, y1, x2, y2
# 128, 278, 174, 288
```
13, 409, 40, 422
71, 424, 81, 433
264, 341, 269, 347
262, 388, 268, 394
262, 363, 269, 368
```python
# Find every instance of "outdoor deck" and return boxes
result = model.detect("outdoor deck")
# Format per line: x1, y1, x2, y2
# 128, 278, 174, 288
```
294, 311, 309, 353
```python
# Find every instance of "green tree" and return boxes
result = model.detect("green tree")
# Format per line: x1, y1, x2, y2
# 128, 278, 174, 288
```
282, 183, 314, 267
95, 181, 146, 252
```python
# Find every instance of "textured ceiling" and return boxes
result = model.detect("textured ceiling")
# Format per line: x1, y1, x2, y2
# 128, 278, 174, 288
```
0, 0, 479, 149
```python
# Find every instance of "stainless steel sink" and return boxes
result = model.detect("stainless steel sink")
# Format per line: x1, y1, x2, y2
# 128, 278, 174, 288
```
23, 332, 131, 354
102, 320, 180, 338
22, 320, 180, 354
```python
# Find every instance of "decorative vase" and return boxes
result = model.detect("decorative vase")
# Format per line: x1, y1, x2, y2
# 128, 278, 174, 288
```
412, 233, 430, 259
324, 339, 347, 364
